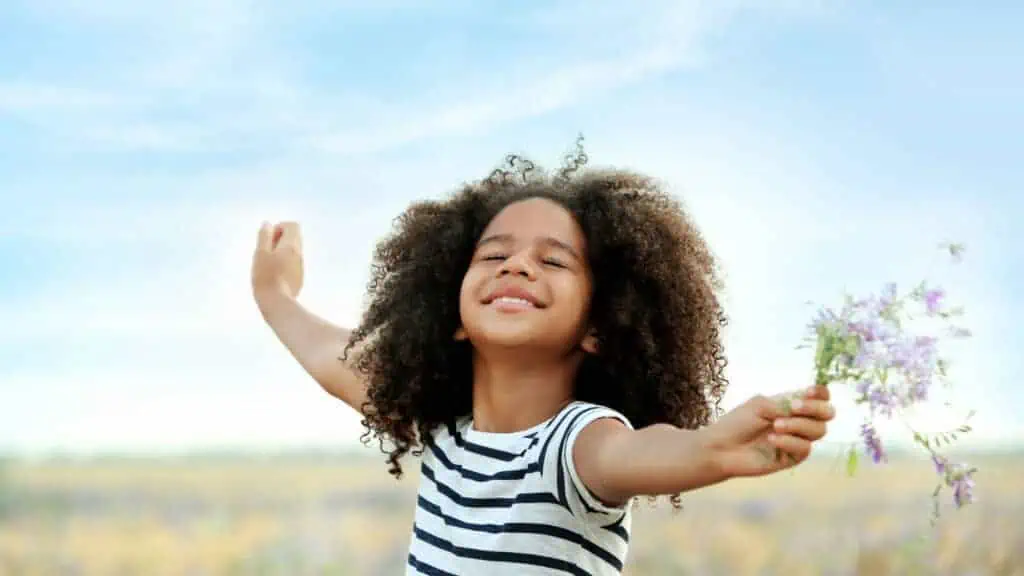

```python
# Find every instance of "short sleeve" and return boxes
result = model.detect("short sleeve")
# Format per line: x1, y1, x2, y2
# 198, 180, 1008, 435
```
546, 402, 634, 525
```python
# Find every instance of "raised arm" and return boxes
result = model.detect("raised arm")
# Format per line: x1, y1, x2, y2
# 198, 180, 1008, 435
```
251, 222, 369, 414
572, 386, 835, 505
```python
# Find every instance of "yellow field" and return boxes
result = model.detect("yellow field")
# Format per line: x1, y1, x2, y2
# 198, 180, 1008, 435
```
1, 452, 1021, 575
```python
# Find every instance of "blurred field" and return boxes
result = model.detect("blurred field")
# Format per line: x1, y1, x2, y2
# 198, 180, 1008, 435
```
1, 451, 1021, 576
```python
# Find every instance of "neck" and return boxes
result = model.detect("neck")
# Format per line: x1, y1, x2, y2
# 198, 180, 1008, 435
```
470, 349, 580, 433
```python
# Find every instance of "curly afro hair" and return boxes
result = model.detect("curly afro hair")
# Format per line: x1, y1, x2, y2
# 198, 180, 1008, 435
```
345, 138, 729, 489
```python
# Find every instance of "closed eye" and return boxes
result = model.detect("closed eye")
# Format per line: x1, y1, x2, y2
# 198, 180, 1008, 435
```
481, 254, 507, 262
542, 258, 567, 268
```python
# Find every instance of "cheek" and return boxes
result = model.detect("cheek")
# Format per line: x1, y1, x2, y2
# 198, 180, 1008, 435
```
554, 276, 592, 318
458, 268, 481, 315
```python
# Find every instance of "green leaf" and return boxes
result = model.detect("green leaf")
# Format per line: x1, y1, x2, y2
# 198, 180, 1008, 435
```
877, 367, 889, 385
846, 448, 859, 477
947, 242, 966, 259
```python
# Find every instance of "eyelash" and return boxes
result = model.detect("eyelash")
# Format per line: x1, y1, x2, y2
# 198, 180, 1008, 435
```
481, 254, 567, 268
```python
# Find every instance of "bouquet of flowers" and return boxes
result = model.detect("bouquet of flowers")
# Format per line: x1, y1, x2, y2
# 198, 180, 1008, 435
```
802, 242, 975, 521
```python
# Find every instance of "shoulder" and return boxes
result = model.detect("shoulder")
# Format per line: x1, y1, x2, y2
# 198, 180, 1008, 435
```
536, 401, 634, 475
546, 401, 633, 440
541, 401, 636, 520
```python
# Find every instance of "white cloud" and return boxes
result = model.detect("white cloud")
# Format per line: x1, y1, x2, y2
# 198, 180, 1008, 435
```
1, 371, 367, 454
0, 195, 391, 453
1, 0, 824, 155
4, 128, 1014, 452
575, 112, 1017, 448
3, 0, 1016, 454
313, 45, 691, 155
0, 82, 121, 112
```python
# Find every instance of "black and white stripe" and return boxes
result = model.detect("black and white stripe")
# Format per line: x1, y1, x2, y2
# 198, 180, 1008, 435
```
406, 402, 634, 575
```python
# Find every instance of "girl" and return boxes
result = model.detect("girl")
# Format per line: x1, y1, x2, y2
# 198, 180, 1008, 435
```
251, 147, 835, 575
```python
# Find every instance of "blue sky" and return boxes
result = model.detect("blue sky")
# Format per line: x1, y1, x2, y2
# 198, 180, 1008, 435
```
1, 1, 1021, 454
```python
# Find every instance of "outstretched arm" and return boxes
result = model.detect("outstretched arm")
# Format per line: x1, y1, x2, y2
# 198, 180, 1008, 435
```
252, 222, 369, 414
573, 386, 834, 505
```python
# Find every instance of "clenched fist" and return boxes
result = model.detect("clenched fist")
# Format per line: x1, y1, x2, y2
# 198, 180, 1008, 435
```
252, 221, 304, 301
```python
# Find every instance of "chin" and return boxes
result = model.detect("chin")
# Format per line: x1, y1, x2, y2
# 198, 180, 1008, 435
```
464, 320, 554, 349
471, 329, 544, 349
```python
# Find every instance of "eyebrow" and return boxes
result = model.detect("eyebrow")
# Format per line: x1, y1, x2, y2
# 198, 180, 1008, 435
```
476, 233, 583, 261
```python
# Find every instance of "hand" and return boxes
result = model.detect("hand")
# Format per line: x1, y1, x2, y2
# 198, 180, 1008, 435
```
252, 221, 305, 302
706, 386, 835, 478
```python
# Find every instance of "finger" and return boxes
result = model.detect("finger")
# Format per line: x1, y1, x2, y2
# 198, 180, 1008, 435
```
789, 399, 835, 421
774, 417, 827, 441
256, 221, 273, 251
276, 221, 302, 252
759, 392, 804, 419
768, 434, 812, 462
752, 395, 789, 421
804, 385, 830, 402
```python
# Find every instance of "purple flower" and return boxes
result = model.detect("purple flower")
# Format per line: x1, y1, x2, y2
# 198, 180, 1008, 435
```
952, 470, 976, 508
932, 456, 976, 508
868, 387, 899, 417
855, 379, 871, 397
849, 317, 892, 343
852, 348, 872, 370
924, 289, 945, 315
807, 262, 977, 516
860, 421, 886, 463
887, 340, 911, 368
811, 308, 839, 331
909, 380, 929, 402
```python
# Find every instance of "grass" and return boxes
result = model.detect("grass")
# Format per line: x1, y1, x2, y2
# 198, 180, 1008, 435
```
1, 451, 1021, 575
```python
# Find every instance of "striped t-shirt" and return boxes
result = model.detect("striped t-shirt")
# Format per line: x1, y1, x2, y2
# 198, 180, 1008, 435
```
406, 401, 634, 575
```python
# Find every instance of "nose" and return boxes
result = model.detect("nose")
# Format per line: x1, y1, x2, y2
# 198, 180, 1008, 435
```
497, 248, 538, 280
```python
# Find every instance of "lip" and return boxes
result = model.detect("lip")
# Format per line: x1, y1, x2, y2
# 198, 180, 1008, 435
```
482, 284, 545, 308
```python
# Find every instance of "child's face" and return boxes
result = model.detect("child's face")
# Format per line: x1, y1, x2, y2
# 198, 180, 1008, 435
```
457, 197, 596, 356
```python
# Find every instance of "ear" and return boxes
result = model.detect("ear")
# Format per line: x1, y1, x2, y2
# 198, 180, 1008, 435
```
580, 327, 599, 355
454, 326, 467, 341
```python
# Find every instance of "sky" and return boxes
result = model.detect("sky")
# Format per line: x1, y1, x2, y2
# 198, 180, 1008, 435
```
1, 0, 1021, 455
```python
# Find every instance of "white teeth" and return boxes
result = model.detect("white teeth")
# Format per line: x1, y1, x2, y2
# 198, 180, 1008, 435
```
494, 296, 534, 307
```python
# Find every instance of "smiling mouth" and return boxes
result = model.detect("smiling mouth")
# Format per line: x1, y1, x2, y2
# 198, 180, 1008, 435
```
489, 296, 538, 308
482, 286, 545, 309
